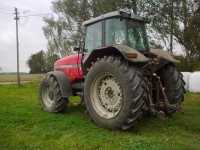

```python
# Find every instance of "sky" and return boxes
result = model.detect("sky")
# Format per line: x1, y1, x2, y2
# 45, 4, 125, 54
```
0, 0, 53, 73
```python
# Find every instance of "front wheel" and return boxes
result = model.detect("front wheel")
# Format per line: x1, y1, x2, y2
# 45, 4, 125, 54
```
39, 75, 68, 112
84, 56, 146, 130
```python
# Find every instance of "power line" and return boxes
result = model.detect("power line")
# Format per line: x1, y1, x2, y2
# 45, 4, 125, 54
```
0, 6, 30, 12
0, 12, 13, 15
0, 7, 13, 12
0, 10, 13, 14
0, 6, 53, 18
0, 9, 13, 14
19, 13, 52, 18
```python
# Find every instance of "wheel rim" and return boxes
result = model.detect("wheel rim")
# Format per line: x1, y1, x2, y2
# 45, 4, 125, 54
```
42, 77, 58, 108
90, 73, 123, 119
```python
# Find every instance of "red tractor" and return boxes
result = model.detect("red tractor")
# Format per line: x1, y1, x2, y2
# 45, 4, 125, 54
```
39, 9, 185, 130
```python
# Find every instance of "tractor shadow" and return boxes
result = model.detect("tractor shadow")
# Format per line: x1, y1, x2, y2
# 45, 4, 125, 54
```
63, 103, 85, 114
62, 96, 86, 115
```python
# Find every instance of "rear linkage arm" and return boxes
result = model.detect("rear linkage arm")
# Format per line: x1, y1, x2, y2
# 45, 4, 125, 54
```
142, 59, 179, 117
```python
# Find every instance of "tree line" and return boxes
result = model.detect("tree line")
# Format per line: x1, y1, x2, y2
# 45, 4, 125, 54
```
28, 0, 200, 73
27, 50, 59, 74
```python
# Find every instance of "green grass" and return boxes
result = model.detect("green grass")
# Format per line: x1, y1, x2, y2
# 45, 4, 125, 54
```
0, 83, 200, 150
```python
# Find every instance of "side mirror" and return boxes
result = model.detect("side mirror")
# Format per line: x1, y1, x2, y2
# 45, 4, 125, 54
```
73, 47, 80, 52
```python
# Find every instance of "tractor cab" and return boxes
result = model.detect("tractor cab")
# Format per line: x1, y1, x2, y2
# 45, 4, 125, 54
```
83, 9, 149, 53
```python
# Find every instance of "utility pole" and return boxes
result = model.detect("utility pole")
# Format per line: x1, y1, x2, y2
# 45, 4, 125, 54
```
14, 7, 21, 86
170, 0, 174, 54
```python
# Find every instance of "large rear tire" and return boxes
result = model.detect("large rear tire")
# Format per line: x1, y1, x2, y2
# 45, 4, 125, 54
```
39, 75, 68, 112
159, 64, 185, 113
84, 56, 146, 130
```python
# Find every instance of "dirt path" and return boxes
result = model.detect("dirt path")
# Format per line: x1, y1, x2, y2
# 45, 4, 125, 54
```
0, 81, 32, 85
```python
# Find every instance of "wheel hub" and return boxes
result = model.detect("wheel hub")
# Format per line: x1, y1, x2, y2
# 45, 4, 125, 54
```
42, 77, 58, 108
91, 73, 123, 119
105, 87, 114, 99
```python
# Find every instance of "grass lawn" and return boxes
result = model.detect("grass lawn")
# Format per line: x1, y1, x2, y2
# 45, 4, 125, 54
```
0, 83, 200, 150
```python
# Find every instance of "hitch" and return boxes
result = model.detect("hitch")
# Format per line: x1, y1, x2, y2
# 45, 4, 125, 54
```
146, 73, 180, 117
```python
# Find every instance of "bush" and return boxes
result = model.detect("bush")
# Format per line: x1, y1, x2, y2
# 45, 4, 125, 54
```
175, 56, 200, 72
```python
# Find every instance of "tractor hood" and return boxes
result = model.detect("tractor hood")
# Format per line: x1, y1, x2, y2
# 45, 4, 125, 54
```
54, 54, 82, 68
54, 54, 83, 83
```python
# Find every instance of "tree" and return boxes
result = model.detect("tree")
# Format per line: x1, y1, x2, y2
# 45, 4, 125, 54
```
184, 3, 200, 59
43, 0, 91, 57
45, 51, 60, 72
27, 51, 46, 74
27, 50, 60, 73
138, 0, 199, 54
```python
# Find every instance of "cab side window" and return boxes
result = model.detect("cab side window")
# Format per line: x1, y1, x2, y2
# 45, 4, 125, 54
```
105, 18, 126, 46
85, 22, 102, 52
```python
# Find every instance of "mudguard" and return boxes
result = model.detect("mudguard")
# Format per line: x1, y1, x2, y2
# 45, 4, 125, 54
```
83, 44, 149, 73
46, 71, 72, 98
114, 45, 149, 62
150, 49, 178, 63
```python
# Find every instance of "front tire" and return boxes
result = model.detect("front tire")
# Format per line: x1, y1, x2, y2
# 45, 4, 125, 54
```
39, 75, 68, 112
84, 56, 146, 130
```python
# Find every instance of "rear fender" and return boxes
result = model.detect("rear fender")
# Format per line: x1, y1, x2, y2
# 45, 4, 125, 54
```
83, 45, 149, 73
46, 71, 72, 98
150, 49, 179, 63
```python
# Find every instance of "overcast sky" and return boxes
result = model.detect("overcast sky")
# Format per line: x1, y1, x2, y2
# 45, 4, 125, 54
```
0, 0, 53, 73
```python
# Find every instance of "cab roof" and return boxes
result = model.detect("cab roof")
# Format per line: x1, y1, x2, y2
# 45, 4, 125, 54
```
83, 9, 147, 26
